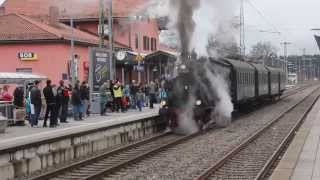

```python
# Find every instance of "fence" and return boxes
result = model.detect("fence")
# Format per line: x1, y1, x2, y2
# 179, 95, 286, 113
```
0, 101, 14, 124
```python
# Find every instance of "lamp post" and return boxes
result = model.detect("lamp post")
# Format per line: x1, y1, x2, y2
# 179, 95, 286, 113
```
108, 0, 114, 80
70, 17, 77, 86
99, 0, 114, 80
281, 41, 291, 81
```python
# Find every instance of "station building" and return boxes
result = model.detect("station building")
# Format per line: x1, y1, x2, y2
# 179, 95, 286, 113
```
0, 0, 176, 85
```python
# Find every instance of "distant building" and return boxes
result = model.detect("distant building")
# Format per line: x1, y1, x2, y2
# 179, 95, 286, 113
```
0, 0, 176, 85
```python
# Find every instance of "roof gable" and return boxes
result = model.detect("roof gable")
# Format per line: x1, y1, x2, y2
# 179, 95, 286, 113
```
0, 13, 102, 45
0, 14, 57, 41
2, 0, 149, 18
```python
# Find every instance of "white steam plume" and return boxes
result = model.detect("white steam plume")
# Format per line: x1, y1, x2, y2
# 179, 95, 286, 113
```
144, 0, 239, 132
176, 96, 199, 134
192, 0, 239, 57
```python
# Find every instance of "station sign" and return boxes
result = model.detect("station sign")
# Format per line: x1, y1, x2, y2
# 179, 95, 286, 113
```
134, 65, 144, 72
18, 52, 38, 61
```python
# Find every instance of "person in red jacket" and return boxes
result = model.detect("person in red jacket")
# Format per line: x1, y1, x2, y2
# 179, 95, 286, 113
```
1, 85, 13, 102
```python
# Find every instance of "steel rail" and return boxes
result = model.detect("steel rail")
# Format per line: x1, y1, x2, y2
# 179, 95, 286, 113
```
254, 91, 320, 180
28, 132, 171, 180
27, 84, 315, 180
83, 132, 200, 180
195, 86, 320, 180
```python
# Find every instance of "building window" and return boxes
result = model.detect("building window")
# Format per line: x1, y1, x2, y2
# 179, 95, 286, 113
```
62, 73, 68, 80
147, 37, 150, 50
16, 68, 32, 73
143, 36, 147, 50
135, 33, 139, 49
150, 38, 157, 51
151, 38, 154, 51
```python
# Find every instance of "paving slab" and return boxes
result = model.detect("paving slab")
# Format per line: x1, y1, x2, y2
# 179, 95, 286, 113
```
0, 106, 159, 150
270, 97, 320, 180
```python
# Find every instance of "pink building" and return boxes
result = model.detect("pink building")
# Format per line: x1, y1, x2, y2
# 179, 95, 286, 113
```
0, 0, 176, 85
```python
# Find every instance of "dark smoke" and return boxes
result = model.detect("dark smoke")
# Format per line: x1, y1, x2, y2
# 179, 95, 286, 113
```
171, 0, 200, 58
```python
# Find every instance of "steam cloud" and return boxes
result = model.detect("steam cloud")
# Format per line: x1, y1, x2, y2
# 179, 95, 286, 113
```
146, 0, 238, 133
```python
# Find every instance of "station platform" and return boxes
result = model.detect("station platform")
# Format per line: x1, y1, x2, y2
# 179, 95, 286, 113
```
270, 97, 320, 180
0, 105, 164, 180
0, 105, 159, 150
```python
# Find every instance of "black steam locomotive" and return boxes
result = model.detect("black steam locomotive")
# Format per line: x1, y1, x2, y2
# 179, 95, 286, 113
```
159, 57, 286, 131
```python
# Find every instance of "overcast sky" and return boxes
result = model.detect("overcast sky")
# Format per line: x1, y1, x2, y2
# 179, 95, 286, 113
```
245, 0, 320, 55
1, 0, 320, 55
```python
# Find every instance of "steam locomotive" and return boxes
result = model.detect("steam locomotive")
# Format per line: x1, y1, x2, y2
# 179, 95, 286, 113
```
159, 57, 286, 131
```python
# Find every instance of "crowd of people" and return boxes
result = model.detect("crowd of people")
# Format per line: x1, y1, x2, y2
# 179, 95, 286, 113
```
0, 78, 168, 128
99, 79, 166, 115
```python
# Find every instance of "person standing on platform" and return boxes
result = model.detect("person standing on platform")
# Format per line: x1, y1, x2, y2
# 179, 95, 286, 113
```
123, 84, 130, 112
56, 80, 70, 123
43, 80, 56, 128
130, 80, 139, 109
99, 82, 109, 116
136, 88, 144, 111
149, 81, 156, 109
30, 80, 42, 127
1, 85, 13, 102
80, 81, 90, 118
13, 85, 24, 108
144, 84, 149, 107
72, 82, 83, 120
112, 81, 123, 112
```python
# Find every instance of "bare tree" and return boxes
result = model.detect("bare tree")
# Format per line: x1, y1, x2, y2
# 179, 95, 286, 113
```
249, 41, 278, 65
207, 38, 240, 59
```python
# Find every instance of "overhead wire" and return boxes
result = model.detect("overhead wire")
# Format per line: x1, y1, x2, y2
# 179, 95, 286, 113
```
245, 0, 282, 36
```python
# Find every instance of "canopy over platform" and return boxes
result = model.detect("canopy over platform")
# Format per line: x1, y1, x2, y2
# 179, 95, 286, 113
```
0, 72, 47, 84
145, 50, 177, 63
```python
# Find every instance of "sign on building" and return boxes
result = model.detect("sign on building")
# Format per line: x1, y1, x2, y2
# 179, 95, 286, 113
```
18, 52, 38, 61
89, 47, 110, 92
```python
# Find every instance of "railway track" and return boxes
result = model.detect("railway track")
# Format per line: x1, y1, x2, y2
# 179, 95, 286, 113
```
195, 87, 320, 180
26, 84, 316, 180
28, 131, 200, 180
281, 83, 313, 99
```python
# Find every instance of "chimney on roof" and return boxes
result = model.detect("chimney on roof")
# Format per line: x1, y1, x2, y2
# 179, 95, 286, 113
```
0, 7, 5, 16
49, 6, 59, 27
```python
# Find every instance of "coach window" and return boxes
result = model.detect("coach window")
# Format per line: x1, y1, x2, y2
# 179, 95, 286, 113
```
246, 73, 248, 85
246, 73, 249, 85
242, 72, 246, 85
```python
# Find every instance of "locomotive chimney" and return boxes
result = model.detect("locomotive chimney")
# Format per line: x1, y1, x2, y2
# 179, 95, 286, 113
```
49, 6, 59, 27
0, 7, 5, 16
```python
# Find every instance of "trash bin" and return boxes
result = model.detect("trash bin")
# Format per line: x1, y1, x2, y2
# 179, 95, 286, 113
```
90, 93, 101, 114
14, 108, 26, 126
0, 113, 7, 133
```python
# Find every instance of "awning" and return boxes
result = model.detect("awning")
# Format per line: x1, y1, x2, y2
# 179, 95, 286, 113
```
0, 72, 47, 84
115, 50, 177, 65
145, 50, 177, 63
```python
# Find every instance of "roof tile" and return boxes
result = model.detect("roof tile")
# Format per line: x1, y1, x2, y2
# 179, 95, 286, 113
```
0, 13, 128, 48
3, 0, 149, 18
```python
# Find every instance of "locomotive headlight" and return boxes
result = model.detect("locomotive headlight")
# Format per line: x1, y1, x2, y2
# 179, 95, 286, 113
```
196, 100, 202, 106
160, 101, 167, 108
180, 64, 187, 70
